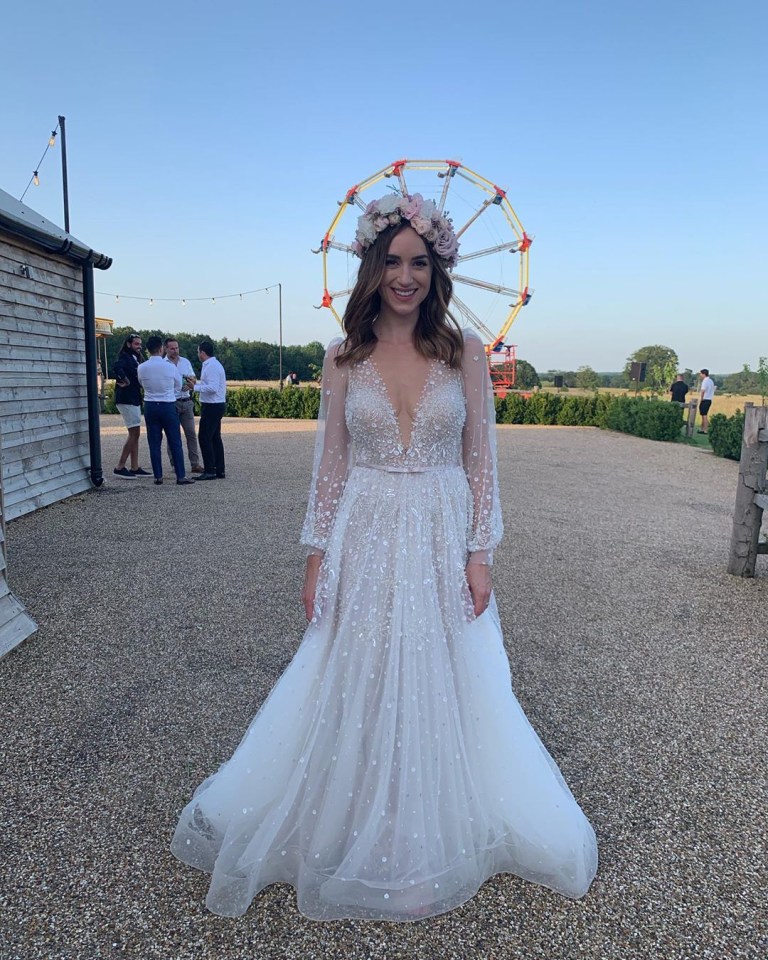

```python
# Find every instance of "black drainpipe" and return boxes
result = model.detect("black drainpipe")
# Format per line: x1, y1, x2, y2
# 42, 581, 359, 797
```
82, 263, 104, 487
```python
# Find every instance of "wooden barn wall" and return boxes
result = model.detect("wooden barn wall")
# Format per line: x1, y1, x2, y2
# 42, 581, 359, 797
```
0, 423, 37, 656
0, 233, 91, 520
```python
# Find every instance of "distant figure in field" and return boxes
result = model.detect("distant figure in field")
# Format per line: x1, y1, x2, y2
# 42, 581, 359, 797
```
194, 340, 227, 480
698, 369, 716, 434
284, 371, 300, 387
670, 374, 689, 405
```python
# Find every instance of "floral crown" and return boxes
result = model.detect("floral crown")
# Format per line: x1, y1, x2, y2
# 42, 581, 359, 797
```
351, 193, 460, 268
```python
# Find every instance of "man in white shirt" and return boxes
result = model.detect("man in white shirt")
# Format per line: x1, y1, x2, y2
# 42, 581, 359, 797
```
698, 367, 716, 435
193, 339, 227, 480
163, 337, 203, 474
137, 336, 195, 485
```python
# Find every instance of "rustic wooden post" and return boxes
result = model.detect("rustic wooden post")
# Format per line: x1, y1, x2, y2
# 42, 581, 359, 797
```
727, 403, 768, 577
685, 398, 698, 438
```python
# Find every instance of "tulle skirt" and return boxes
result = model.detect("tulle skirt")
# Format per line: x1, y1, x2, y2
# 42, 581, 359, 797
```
171, 466, 598, 919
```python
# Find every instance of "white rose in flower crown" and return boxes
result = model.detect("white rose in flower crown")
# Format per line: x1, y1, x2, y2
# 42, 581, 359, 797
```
425, 225, 439, 243
356, 217, 377, 244
419, 199, 437, 221
376, 194, 401, 216
374, 216, 390, 232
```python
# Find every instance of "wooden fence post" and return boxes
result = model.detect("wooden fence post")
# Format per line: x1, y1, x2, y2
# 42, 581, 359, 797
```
685, 398, 698, 438
727, 403, 768, 577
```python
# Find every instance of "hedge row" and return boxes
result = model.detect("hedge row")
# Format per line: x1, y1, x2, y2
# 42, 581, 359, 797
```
105, 384, 685, 442
495, 392, 684, 441
104, 384, 321, 419
708, 410, 745, 460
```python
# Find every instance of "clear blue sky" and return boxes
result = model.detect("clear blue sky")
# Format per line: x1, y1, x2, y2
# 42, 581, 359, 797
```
1, 0, 765, 373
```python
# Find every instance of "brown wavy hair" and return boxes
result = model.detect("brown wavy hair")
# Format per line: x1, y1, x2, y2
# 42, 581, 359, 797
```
335, 223, 463, 369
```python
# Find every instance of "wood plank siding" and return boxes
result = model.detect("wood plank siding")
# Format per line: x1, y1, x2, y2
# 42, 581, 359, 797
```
0, 424, 37, 656
0, 234, 92, 520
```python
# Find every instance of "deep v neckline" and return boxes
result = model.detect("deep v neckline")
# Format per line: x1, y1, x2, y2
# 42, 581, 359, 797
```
367, 357, 434, 453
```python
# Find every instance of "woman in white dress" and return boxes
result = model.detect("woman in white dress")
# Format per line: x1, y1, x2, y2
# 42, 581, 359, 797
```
171, 194, 598, 921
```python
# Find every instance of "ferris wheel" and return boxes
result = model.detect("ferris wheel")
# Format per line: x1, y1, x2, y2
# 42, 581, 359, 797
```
314, 159, 532, 375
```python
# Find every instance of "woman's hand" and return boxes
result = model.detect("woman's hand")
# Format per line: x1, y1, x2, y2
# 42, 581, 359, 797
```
465, 562, 492, 618
302, 554, 323, 622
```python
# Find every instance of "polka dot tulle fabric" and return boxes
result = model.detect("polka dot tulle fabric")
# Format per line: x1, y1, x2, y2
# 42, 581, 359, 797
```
170, 329, 597, 920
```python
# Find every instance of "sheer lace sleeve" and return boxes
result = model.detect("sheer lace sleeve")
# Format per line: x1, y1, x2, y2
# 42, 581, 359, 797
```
300, 338, 351, 555
461, 328, 503, 566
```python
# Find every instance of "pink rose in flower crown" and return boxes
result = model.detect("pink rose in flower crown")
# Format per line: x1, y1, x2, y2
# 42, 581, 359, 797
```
410, 216, 433, 237
374, 216, 390, 232
434, 227, 459, 264
401, 194, 425, 221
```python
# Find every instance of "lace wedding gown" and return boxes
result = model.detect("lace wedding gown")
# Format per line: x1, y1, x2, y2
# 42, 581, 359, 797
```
171, 328, 598, 920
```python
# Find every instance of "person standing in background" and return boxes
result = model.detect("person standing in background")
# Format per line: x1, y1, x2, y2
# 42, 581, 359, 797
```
137, 336, 195, 486
164, 337, 203, 474
113, 333, 151, 479
698, 368, 716, 434
670, 374, 689, 405
194, 340, 227, 480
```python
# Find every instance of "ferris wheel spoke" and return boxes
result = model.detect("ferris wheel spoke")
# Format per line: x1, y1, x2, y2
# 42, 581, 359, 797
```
453, 273, 522, 299
456, 240, 522, 263
329, 287, 354, 299
450, 294, 497, 343
312, 238, 355, 255
436, 161, 459, 213
454, 197, 497, 240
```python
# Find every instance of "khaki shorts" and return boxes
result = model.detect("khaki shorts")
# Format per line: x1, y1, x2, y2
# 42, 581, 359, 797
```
116, 404, 142, 428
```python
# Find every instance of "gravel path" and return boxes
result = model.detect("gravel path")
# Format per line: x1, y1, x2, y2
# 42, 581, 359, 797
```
1, 417, 766, 960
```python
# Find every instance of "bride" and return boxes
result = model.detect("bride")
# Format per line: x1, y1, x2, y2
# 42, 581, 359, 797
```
171, 193, 598, 921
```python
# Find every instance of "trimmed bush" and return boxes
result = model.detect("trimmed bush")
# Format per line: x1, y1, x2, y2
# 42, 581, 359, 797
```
709, 410, 745, 460
600, 396, 682, 441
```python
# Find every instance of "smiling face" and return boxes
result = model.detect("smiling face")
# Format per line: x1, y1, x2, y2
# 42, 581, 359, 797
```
377, 227, 433, 324
165, 340, 179, 361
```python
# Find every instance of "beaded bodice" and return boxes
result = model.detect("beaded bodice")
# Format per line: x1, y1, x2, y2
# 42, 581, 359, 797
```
346, 358, 465, 469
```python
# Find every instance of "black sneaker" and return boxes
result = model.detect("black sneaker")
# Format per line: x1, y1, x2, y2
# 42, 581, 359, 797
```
133, 467, 152, 477
113, 467, 136, 479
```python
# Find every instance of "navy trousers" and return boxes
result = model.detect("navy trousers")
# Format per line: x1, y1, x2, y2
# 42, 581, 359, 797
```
144, 401, 186, 480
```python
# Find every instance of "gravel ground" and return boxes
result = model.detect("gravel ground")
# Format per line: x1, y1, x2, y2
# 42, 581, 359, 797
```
1, 416, 766, 960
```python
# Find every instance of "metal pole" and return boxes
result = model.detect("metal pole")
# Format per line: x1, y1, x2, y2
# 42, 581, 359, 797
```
82, 264, 104, 486
58, 115, 70, 233
278, 282, 283, 389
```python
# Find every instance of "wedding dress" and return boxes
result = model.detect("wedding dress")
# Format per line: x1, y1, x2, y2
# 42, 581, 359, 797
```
171, 328, 598, 920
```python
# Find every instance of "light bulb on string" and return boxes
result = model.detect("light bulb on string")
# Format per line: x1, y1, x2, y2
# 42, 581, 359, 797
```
149, 298, 154, 306
181, 299, 186, 306
49, 131, 57, 147
33, 171, 40, 186
211, 297, 216, 303
115, 295, 120, 303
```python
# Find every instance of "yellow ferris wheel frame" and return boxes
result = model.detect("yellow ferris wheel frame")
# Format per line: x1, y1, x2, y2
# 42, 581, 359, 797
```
315, 158, 531, 351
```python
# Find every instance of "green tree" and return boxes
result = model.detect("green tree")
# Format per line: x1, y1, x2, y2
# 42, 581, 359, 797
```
514, 359, 540, 389
575, 365, 601, 390
625, 344, 679, 396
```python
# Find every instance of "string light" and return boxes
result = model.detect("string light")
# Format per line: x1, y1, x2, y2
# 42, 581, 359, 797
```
97, 284, 280, 304
20, 119, 61, 202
